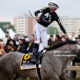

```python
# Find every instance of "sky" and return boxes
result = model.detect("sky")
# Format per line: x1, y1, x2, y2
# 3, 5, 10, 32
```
0, 0, 80, 23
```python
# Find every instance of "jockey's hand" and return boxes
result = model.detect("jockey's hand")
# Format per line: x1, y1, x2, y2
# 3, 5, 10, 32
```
36, 16, 40, 22
65, 33, 71, 40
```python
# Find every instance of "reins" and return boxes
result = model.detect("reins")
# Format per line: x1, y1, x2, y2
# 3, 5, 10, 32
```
67, 43, 72, 50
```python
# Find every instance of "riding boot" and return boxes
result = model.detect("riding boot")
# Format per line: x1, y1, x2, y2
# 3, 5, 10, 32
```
33, 43, 40, 64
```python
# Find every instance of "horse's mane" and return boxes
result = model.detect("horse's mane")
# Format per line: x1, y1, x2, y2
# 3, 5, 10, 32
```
46, 40, 77, 51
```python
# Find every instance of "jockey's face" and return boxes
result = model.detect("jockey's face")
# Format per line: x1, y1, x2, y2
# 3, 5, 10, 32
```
50, 7, 56, 13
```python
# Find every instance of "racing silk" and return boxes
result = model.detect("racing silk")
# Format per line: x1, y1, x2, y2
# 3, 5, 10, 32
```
34, 7, 66, 34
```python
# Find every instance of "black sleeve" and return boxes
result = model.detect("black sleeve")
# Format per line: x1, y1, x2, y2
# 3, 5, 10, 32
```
34, 7, 48, 16
55, 13, 66, 34
57, 18, 66, 34
34, 10, 41, 16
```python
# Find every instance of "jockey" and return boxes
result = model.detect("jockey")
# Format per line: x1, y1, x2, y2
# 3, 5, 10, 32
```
34, 1, 70, 53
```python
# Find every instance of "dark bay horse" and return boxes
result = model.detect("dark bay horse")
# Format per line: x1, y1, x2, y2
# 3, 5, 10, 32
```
0, 40, 80, 80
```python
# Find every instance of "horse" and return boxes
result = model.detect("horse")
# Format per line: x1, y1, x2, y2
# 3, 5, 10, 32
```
0, 40, 80, 80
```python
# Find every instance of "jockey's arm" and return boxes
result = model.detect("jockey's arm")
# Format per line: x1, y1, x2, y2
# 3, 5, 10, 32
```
34, 10, 41, 16
34, 10, 42, 22
54, 13, 66, 34
56, 18, 70, 40
57, 18, 66, 34
34, 7, 47, 22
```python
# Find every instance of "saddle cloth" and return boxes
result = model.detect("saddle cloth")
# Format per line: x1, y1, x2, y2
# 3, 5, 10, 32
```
20, 52, 41, 70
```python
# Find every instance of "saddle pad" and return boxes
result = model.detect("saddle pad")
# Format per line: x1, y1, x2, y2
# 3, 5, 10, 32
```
20, 54, 41, 70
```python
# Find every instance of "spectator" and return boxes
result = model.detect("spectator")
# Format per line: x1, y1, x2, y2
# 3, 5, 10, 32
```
5, 40, 16, 53
17, 39, 26, 53
55, 35, 62, 41
7, 44, 15, 53
21, 35, 28, 46
5, 32, 16, 47
13, 34, 20, 49
26, 35, 35, 53
0, 42, 6, 55
48, 35, 54, 47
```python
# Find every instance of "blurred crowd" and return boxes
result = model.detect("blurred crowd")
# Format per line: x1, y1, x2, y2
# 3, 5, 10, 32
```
0, 31, 80, 55
0, 32, 35, 54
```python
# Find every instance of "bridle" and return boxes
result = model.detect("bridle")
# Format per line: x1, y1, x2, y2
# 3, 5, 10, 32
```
67, 43, 72, 50
67, 41, 80, 50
